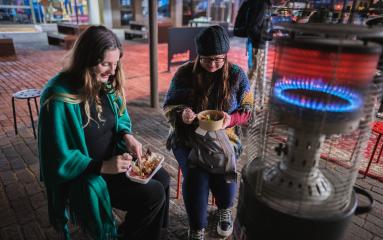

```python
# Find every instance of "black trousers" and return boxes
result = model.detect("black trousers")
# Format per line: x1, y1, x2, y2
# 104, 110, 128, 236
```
103, 168, 170, 240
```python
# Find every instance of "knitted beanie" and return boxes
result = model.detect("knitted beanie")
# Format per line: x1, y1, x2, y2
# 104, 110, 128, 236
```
195, 25, 230, 56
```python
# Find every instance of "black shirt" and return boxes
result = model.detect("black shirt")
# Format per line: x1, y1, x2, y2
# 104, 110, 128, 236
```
81, 92, 116, 174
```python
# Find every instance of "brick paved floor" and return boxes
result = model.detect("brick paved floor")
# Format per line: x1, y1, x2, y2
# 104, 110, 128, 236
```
0, 32, 382, 240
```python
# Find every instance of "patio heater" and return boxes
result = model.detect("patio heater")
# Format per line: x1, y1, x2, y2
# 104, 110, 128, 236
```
234, 24, 383, 240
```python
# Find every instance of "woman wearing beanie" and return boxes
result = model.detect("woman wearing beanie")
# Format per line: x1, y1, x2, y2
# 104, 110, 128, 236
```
163, 25, 254, 240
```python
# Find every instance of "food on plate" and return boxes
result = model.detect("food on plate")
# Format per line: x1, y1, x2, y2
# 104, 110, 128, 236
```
130, 149, 162, 179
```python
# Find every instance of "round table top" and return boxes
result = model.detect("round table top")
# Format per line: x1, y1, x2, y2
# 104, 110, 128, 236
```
373, 121, 383, 134
13, 89, 41, 99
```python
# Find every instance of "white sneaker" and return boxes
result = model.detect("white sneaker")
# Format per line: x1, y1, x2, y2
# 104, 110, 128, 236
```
216, 208, 233, 237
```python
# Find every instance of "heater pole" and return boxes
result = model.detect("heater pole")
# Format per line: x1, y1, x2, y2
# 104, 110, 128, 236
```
149, 0, 159, 109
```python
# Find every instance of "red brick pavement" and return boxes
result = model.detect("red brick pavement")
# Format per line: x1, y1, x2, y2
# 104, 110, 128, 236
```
0, 39, 382, 240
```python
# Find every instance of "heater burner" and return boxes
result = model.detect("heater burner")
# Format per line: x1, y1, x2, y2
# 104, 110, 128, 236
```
271, 78, 364, 134
274, 78, 362, 112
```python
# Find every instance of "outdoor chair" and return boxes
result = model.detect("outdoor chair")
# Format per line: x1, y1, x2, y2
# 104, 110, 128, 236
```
364, 121, 383, 178
11, 89, 41, 139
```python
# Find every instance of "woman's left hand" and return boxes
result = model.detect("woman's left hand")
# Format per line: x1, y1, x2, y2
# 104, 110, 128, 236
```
222, 112, 231, 129
123, 134, 143, 160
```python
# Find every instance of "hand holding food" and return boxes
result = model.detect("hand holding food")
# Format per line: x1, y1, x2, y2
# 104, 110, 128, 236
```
123, 134, 143, 161
182, 108, 196, 124
129, 148, 162, 179
221, 112, 231, 129
101, 154, 132, 174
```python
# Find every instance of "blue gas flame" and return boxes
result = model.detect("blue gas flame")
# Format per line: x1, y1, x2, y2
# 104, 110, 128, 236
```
273, 78, 362, 112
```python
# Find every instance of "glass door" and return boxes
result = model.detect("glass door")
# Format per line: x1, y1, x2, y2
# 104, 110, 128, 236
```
44, 0, 89, 24
0, 0, 33, 24
121, 0, 132, 26
182, 0, 208, 25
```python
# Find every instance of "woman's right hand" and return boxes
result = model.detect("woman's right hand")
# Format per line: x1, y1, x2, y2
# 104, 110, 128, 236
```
100, 153, 132, 174
182, 108, 196, 124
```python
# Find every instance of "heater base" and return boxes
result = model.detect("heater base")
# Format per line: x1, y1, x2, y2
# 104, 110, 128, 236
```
233, 163, 357, 240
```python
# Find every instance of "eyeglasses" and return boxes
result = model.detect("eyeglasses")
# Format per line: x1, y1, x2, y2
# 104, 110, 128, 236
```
200, 56, 226, 64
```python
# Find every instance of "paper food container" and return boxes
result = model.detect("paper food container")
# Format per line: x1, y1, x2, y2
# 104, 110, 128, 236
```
126, 153, 164, 184
197, 110, 224, 131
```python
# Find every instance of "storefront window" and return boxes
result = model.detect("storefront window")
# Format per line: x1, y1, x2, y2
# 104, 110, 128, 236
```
141, 0, 170, 18
121, 0, 132, 26
0, 0, 33, 24
44, 0, 88, 23
183, 0, 208, 25
210, 0, 232, 22
0, 0, 89, 24
183, 0, 236, 25
158, 0, 170, 17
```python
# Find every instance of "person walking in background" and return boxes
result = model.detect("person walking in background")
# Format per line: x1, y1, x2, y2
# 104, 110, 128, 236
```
233, 0, 272, 112
38, 25, 169, 240
64, 0, 72, 15
75, 0, 84, 16
163, 25, 254, 240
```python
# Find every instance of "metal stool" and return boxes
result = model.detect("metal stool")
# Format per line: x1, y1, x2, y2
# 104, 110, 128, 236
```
364, 121, 383, 178
176, 166, 216, 205
12, 89, 41, 139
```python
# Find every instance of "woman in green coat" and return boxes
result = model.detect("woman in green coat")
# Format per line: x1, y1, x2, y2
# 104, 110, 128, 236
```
38, 25, 169, 240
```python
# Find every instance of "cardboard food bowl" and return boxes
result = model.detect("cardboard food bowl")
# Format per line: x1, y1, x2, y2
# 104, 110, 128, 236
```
197, 110, 224, 131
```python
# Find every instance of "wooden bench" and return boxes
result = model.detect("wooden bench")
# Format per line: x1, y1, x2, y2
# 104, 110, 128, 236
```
47, 32, 77, 50
47, 23, 88, 50
124, 21, 148, 40
124, 20, 173, 42
0, 37, 16, 58
124, 28, 148, 40
57, 23, 88, 35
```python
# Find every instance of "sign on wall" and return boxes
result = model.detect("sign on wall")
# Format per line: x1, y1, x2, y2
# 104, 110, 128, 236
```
167, 27, 206, 71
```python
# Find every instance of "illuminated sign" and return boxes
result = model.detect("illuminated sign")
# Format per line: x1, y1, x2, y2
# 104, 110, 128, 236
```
170, 50, 190, 63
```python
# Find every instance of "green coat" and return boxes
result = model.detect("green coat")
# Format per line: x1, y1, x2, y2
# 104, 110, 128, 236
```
38, 73, 132, 239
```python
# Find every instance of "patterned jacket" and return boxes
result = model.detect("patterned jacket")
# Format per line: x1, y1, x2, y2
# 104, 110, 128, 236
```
163, 61, 254, 157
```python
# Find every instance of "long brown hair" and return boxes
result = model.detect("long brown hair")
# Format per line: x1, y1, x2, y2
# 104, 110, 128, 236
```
62, 25, 126, 127
191, 56, 232, 112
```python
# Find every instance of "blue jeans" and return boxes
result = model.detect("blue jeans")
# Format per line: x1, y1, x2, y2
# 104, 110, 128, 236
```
172, 146, 237, 230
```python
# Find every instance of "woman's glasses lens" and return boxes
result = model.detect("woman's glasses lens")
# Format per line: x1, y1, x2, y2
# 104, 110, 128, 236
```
200, 57, 225, 64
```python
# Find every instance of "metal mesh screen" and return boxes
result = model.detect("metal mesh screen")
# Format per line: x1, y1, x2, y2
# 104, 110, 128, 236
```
243, 35, 382, 218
